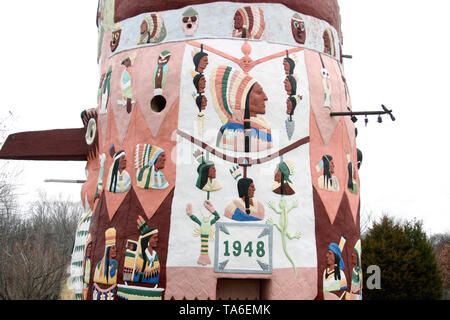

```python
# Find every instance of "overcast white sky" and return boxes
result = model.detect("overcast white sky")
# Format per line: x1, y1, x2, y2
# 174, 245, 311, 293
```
0, 0, 449, 235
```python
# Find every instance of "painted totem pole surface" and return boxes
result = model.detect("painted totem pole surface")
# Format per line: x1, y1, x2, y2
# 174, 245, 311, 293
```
0, 0, 361, 300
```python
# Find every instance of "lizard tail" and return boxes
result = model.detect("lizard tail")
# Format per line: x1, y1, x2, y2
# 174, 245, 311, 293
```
282, 239, 297, 279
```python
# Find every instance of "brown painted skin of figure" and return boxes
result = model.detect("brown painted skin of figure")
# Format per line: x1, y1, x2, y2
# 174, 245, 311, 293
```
119, 155, 127, 173
198, 76, 206, 94
208, 166, 216, 180
197, 55, 209, 73
110, 30, 121, 52
234, 11, 244, 34
284, 77, 293, 95
241, 183, 256, 207
291, 18, 306, 44
326, 250, 335, 268
154, 153, 166, 172
148, 233, 159, 255
200, 96, 207, 111
273, 168, 295, 195
323, 31, 331, 55
248, 83, 268, 117
283, 59, 292, 75
329, 159, 335, 175
286, 97, 293, 115
140, 20, 148, 35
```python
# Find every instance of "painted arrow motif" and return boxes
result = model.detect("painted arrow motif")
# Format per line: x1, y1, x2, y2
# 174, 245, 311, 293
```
218, 223, 230, 235
257, 260, 271, 272
218, 260, 229, 272
258, 226, 271, 239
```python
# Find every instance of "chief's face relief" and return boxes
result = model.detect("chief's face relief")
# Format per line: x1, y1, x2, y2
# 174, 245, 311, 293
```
248, 83, 268, 116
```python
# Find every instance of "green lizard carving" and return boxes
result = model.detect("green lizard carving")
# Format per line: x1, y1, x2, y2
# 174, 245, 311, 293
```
267, 198, 301, 278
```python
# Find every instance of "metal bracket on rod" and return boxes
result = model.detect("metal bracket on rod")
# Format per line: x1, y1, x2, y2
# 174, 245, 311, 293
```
330, 105, 395, 124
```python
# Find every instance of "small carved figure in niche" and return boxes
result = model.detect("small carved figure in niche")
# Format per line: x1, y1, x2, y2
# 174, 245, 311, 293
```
272, 160, 296, 196
186, 200, 221, 266
323, 28, 335, 56
106, 145, 131, 194
345, 239, 363, 300
99, 66, 112, 115
323, 236, 348, 299
181, 7, 199, 36
93, 228, 118, 286
137, 14, 167, 45
193, 150, 222, 193
346, 151, 358, 195
153, 50, 171, 96
224, 177, 265, 221
210, 66, 272, 153
110, 23, 121, 52
132, 216, 161, 286
192, 46, 209, 74
291, 13, 306, 44
232, 6, 265, 40
316, 155, 340, 192
118, 53, 137, 113
135, 144, 169, 190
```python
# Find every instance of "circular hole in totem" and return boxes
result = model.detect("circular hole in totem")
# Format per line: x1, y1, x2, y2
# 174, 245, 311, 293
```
151, 95, 166, 113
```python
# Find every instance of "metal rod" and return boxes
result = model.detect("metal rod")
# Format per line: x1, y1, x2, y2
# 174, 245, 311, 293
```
44, 179, 86, 184
330, 110, 392, 116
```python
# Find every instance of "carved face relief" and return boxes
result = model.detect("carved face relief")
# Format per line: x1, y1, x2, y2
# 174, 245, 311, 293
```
326, 250, 335, 267
291, 15, 306, 44
158, 54, 171, 66
198, 76, 206, 93
283, 59, 291, 75
329, 159, 335, 175
140, 20, 148, 35
200, 95, 207, 111
323, 30, 333, 55
149, 234, 159, 249
248, 82, 268, 116
119, 155, 127, 172
234, 11, 244, 30
208, 166, 216, 179
286, 97, 294, 115
247, 183, 256, 199
197, 55, 208, 73
110, 29, 121, 52
154, 152, 166, 171
182, 14, 199, 36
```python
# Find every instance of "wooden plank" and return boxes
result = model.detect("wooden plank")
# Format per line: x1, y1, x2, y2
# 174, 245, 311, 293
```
0, 128, 88, 161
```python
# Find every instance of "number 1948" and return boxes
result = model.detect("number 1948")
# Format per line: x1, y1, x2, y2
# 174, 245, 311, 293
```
223, 240, 265, 258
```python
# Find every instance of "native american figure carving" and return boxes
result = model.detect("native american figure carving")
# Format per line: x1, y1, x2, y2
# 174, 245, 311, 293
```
210, 66, 272, 153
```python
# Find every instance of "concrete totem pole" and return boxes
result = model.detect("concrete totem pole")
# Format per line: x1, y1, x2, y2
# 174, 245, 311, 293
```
0, 0, 363, 300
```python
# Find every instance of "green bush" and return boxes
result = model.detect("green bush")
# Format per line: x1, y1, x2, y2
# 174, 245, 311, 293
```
362, 215, 443, 300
